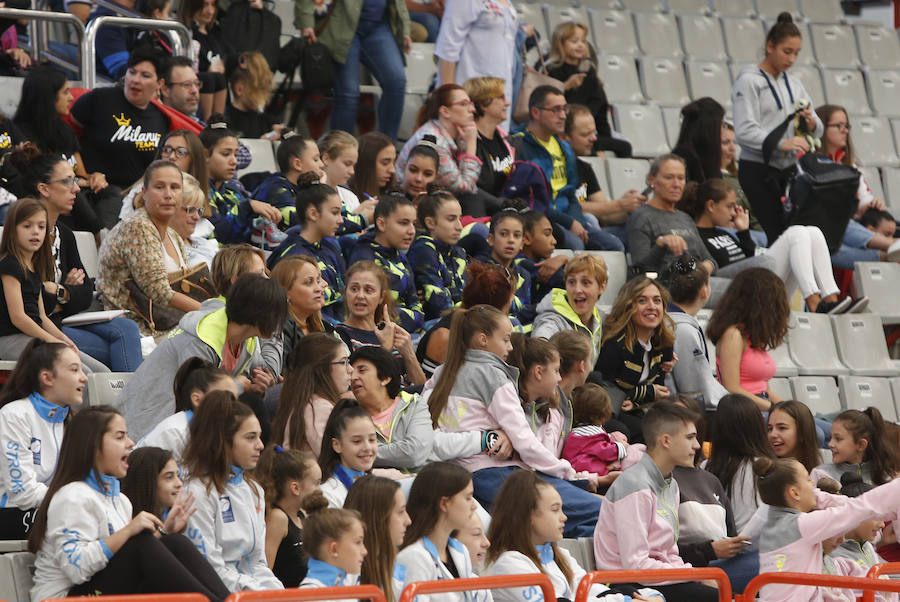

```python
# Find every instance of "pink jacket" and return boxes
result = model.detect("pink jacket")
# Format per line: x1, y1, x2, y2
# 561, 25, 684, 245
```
759, 479, 900, 602
425, 349, 575, 479
594, 453, 689, 575
562, 425, 627, 476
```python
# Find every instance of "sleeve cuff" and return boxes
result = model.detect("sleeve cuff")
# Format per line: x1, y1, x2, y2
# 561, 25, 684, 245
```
100, 539, 113, 560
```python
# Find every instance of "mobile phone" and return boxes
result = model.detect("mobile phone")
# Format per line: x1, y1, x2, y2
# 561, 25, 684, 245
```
577, 58, 591, 73
661, 347, 674, 363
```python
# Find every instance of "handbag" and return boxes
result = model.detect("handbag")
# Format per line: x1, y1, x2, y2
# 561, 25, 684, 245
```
513, 40, 565, 125
124, 262, 218, 333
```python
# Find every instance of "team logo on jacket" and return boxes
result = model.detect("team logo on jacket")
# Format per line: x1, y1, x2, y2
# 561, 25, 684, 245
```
29, 437, 41, 466
110, 114, 162, 152
219, 495, 235, 522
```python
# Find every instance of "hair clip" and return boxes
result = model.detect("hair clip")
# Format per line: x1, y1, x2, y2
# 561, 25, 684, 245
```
416, 138, 439, 151
669, 256, 697, 275
283, 130, 299, 140
210, 122, 228, 129
275, 445, 284, 453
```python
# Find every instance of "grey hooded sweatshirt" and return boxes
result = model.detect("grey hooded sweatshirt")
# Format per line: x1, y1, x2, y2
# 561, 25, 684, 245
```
668, 306, 728, 410
732, 65, 824, 170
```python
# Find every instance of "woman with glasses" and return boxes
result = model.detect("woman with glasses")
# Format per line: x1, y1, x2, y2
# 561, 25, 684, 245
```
396, 84, 500, 216
815, 103, 900, 267
11, 147, 144, 372
170, 173, 218, 267
463, 76, 515, 201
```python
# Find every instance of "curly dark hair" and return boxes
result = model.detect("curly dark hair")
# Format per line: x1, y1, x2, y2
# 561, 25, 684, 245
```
706, 268, 789, 351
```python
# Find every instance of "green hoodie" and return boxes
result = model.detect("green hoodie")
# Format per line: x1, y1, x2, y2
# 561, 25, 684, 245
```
532, 288, 603, 366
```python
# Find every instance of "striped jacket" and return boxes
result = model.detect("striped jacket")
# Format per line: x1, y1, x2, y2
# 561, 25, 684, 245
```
407, 234, 466, 321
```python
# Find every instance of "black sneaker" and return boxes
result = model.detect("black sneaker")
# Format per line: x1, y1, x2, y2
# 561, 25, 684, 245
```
846, 296, 870, 314
816, 297, 852, 314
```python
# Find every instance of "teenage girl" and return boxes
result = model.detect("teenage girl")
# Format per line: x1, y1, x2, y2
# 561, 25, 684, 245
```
509, 335, 565, 458
348, 193, 424, 333
299, 503, 367, 589
200, 116, 282, 244
0, 198, 107, 373
426, 305, 602, 537
395, 462, 489, 602
475, 209, 533, 323
753, 456, 900, 602
257, 445, 323, 587
401, 136, 440, 203
407, 190, 466, 321
348, 132, 397, 201
29, 406, 230, 601
520, 209, 563, 304
319, 130, 373, 235
267, 177, 346, 322
0, 340, 86, 539
810, 408, 900, 487
455, 512, 491, 574
183, 391, 283, 590
225, 51, 281, 140
768, 400, 823, 474
136, 357, 236, 464
732, 12, 823, 243
252, 132, 326, 230
318, 399, 379, 508
120, 446, 195, 533
345, 475, 412, 601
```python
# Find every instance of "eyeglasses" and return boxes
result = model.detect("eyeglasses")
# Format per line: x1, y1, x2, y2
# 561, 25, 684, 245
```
167, 79, 202, 91
182, 206, 203, 216
538, 105, 568, 115
827, 123, 851, 131
51, 177, 79, 188
330, 358, 351, 367
161, 145, 190, 158
447, 99, 474, 108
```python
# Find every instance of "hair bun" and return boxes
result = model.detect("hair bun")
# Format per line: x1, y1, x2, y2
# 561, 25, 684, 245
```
283, 130, 299, 140
753, 456, 775, 477
206, 113, 228, 128
840, 471, 864, 487
776, 11, 793, 23
300, 490, 330, 515
816, 477, 841, 494
297, 171, 321, 187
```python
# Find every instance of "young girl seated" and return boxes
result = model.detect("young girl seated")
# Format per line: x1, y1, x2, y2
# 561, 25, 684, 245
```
811, 408, 900, 487
455, 512, 491, 574
29, 406, 230, 601
318, 130, 372, 235
257, 445, 323, 587
768, 400, 823, 474
395, 462, 489, 601
348, 193, 424, 333
120, 446, 195, 533
183, 391, 283, 590
345, 475, 412, 601
252, 132, 325, 230
0, 340, 86, 539
485, 470, 657, 602
136, 357, 236, 464
562, 383, 627, 484
475, 209, 533, 324
299, 503, 366, 589
400, 136, 440, 204
200, 117, 282, 245
408, 190, 466, 322
520, 209, 564, 305
510, 335, 566, 457
319, 399, 379, 508
754, 456, 900, 602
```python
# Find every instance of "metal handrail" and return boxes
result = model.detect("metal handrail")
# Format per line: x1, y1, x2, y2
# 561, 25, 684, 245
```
737, 571, 900, 602
862, 562, 900, 602
398, 574, 556, 602
47, 595, 211, 602
84, 16, 193, 87
227, 585, 388, 602
0, 7, 85, 76
574, 568, 732, 602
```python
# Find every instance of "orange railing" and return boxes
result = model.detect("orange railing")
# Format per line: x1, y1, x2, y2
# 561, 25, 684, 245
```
861, 562, 900, 602
738, 571, 900, 602
397, 574, 555, 602
227, 586, 388, 602
575, 568, 732, 602
47, 596, 211, 602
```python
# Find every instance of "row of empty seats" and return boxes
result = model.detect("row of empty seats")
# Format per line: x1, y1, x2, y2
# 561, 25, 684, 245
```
560, 0, 845, 22
769, 375, 900, 422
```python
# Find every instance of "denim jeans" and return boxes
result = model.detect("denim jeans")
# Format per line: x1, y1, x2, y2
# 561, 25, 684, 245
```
471, 466, 603, 538
557, 221, 626, 252
331, 18, 407, 140
63, 317, 144, 372
409, 10, 439, 42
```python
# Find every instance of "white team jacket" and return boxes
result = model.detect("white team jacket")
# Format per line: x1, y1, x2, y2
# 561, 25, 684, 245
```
136, 409, 192, 464
395, 536, 492, 602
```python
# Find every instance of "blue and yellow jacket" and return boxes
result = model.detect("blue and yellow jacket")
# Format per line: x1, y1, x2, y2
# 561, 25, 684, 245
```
268, 228, 346, 323
407, 234, 466, 322
473, 252, 535, 325
251, 172, 298, 230
516, 253, 564, 307
348, 231, 424, 333
208, 179, 255, 244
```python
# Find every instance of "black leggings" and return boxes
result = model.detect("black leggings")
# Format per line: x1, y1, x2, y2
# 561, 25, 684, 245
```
595, 135, 632, 158
69, 531, 230, 602
738, 159, 791, 244
0, 507, 35, 540
625, 582, 719, 602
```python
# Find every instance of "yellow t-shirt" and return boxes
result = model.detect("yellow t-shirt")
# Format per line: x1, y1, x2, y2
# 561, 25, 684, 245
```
534, 134, 567, 200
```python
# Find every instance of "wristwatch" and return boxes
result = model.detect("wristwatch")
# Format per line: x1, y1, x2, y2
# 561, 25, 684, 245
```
57, 285, 68, 305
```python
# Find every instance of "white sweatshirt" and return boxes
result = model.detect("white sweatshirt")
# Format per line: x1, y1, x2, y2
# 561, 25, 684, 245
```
0, 394, 69, 511
185, 467, 283, 591
395, 536, 492, 602
31, 473, 133, 602
135, 410, 192, 465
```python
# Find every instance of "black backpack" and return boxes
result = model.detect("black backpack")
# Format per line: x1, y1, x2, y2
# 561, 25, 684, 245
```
220, 0, 282, 72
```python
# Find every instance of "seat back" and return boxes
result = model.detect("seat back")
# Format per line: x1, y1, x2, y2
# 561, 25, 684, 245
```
823, 69, 872, 116
768, 377, 793, 401
855, 24, 900, 71
858, 166, 885, 202
790, 376, 842, 416
86, 372, 133, 409
74, 230, 99, 280
883, 166, 900, 209
685, 60, 732, 110
580, 156, 610, 195
789, 64, 826, 107
668, 0, 711, 13
406, 43, 437, 94
590, 9, 640, 56
711, 0, 754, 17
850, 115, 899, 167
853, 262, 900, 325
605, 157, 651, 199
544, 5, 589, 41
810, 24, 860, 68
639, 57, 690, 106
799, 0, 843, 22
612, 103, 670, 158
236, 138, 278, 177
786, 311, 849, 375
621, 0, 664, 10
839, 376, 898, 421
721, 17, 766, 63
832, 313, 900, 376
754, 0, 800, 21
635, 12, 684, 58
679, 14, 727, 60
866, 70, 900, 118
595, 54, 644, 104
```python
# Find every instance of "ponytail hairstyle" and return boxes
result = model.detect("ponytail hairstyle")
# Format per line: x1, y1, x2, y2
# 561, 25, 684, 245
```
832, 408, 900, 485
199, 114, 237, 151
294, 172, 339, 227
271, 332, 344, 451
0, 198, 53, 281
29, 406, 121, 552
673, 97, 725, 183
229, 51, 274, 111
0, 339, 70, 409
665, 254, 710, 306
486, 470, 573, 585
753, 456, 803, 508
254, 444, 318, 508
8, 144, 66, 198
373, 191, 415, 234
345, 476, 403, 600
276, 132, 316, 174
549, 330, 592, 378
417, 189, 458, 234
765, 12, 802, 53
460, 262, 517, 310
172, 357, 229, 413
401, 461, 473, 548
182, 390, 259, 495
769, 400, 821, 473
508, 334, 560, 413
302, 503, 364, 561
428, 305, 509, 426
416, 83, 466, 129
678, 178, 735, 221
120, 446, 175, 518
318, 399, 373, 479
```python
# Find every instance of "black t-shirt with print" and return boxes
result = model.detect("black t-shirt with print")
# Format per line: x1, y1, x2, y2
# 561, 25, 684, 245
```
475, 129, 514, 197
0, 254, 43, 337
225, 102, 275, 139
574, 157, 601, 205
70, 87, 168, 187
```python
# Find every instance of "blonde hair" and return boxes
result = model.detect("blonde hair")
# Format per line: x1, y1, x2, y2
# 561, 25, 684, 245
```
318, 130, 359, 161
230, 51, 274, 111
463, 77, 505, 118
181, 172, 210, 217
548, 22, 594, 70
564, 253, 608, 287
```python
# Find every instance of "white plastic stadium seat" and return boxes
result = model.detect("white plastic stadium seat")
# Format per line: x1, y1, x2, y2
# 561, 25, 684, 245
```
832, 313, 900, 376
855, 24, 900, 71
406, 43, 436, 94
580, 156, 610, 195
786, 311, 849, 376
721, 17, 766, 63
590, 9, 641, 56
798, 0, 843, 23
857, 166, 885, 202
769, 338, 799, 377
810, 24, 860, 68
711, 0, 754, 17
839, 376, 898, 421
853, 262, 900, 325
237, 138, 278, 177
0, 551, 35, 602
788, 64, 825, 107
883, 166, 900, 209
605, 157, 650, 200
790, 376, 843, 416
86, 372, 133, 409
768, 377, 793, 401
638, 57, 690, 106
543, 6, 589, 42
850, 115, 900, 167
634, 11, 683, 58
621, 0, 664, 11
586, 251, 627, 307
685, 61, 732, 110
754, 0, 800, 22
678, 14, 727, 61
662, 106, 681, 147
866, 70, 900, 118
594, 54, 644, 104
612, 104, 670, 158
823, 69, 872, 116
668, 0, 711, 13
